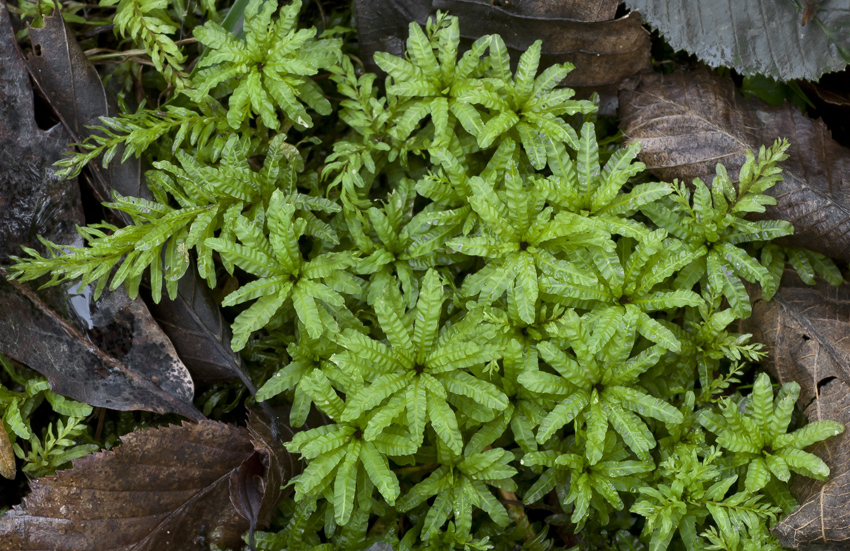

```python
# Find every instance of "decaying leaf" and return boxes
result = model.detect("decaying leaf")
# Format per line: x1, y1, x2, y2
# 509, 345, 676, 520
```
354, 0, 650, 88
746, 269, 850, 411
772, 378, 850, 548
24, 8, 147, 205
141, 260, 248, 384
0, 3, 200, 421
0, 419, 15, 480
619, 69, 850, 261
0, 419, 295, 550
0, 274, 203, 420
743, 270, 850, 547
625, 0, 850, 81
9, 3, 258, 392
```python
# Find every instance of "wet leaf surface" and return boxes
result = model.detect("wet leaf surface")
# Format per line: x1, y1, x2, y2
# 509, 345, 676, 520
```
0, 2, 200, 421
625, 0, 850, 81
24, 9, 146, 205
0, 421, 268, 550
13, 4, 257, 390
141, 260, 248, 385
619, 69, 850, 261
354, 0, 649, 88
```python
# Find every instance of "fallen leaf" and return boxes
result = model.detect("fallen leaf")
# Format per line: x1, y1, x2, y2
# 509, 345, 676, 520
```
772, 378, 850, 548
0, 419, 295, 550
141, 259, 248, 384
354, 0, 650, 88
24, 8, 147, 205
746, 269, 850, 410
744, 271, 850, 548
352, 0, 430, 73
15, 5, 259, 390
618, 69, 850, 261
0, 419, 15, 480
499, 0, 619, 20
0, 2, 200, 421
625, 0, 850, 81
0, 274, 203, 420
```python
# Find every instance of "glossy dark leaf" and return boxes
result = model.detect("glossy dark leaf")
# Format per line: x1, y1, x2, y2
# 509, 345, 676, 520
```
0, 420, 290, 550
619, 69, 850, 261
141, 261, 246, 384
24, 9, 147, 205
625, 0, 850, 81
19, 7, 263, 388
0, 2, 200, 421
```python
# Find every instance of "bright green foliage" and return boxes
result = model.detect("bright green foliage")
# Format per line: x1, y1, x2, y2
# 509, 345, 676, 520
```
761, 243, 843, 291
631, 448, 780, 551
189, 0, 340, 130
54, 103, 259, 179
255, 331, 340, 427
100, 0, 186, 81
285, 370, 418, 525
11, 5, 849, 550
10, 135, 328, 302
521, 309, 682, 456
12, 416, 99, 478
699, 373, 844, 492
642, 142, 795, 318
0, 355, 97, 477
541, 231, 705, 352
374, 14, 491, 148
207, 190, 358, 348
676, 288, 766, 404
448, 166, 603, 324
523, 433, 653, 529
345, 179, 436, 308
539, 124, 670, 238
397, 447, 517, 540
463, 38, 595, 168
333, 270, 503, 454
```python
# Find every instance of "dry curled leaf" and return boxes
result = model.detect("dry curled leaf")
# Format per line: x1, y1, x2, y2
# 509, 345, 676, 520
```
0, 2, 200, 421
0, 420, 15, 480
354, 0, 649, 88
619, 69, 850, 261
0, 419, 295, 550
772, 378, 850, 548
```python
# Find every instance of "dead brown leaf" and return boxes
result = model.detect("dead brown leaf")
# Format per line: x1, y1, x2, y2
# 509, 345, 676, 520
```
24, 9, 147, 205
618, 69, 850, 261
772, 378, 850, 548
0, 420, 15, 480
745, 270, 850, 547
746, 269, 850, 408
354, 0, 649, 88
0, 419, 295, 550
0, 2, 200, 421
